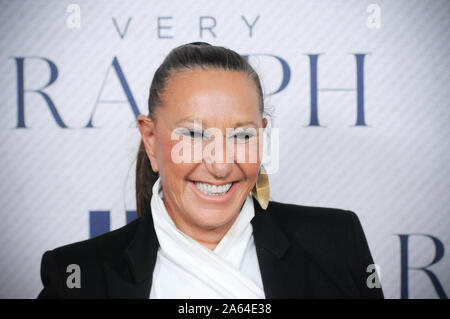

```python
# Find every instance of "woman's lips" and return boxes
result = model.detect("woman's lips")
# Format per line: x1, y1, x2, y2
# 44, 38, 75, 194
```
188, 180, 239, 203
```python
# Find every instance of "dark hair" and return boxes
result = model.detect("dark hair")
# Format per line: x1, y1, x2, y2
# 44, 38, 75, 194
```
136, 42, 265, 217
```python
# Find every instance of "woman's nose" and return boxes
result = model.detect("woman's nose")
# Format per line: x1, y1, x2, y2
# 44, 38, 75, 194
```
204, 161, 233, 178
203, 144, 234, 178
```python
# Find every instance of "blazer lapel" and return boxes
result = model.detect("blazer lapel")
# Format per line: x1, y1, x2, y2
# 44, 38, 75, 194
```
103, 209, 159, 299
104, 195, 311, 298
251, 197, 310, 298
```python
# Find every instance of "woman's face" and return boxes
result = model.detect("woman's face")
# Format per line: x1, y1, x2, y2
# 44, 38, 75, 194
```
138, 68, 266, 239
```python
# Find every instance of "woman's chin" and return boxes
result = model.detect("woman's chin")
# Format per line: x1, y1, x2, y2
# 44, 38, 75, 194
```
186, 207, 236, 230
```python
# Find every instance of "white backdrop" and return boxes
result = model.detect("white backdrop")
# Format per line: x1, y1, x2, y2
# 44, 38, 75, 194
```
0, 0, 448, 298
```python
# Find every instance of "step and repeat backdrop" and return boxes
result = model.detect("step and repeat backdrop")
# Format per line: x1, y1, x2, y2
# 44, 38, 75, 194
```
0, 0, 448, 298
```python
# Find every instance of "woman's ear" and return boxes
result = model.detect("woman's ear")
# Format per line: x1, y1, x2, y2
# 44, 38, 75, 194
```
137, 114, 159, 173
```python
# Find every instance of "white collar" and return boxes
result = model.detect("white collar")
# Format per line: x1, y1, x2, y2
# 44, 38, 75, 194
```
149, 177, 264, 298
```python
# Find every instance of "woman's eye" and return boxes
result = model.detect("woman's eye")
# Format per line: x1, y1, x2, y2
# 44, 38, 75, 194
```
183, 130, 209, 140
232, 132, 255, 142
190, 130, 203, 139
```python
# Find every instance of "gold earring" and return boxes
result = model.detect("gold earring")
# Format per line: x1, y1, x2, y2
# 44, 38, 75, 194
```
252, 165, 270, 210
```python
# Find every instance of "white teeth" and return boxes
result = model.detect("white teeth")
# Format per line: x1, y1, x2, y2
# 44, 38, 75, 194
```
194, 182, 233, 196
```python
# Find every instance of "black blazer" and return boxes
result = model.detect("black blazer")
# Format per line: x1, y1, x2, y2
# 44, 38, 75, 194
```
38, 198, 384, 299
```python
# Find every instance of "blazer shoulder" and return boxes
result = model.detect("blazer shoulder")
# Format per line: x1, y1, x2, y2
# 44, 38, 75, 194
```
49, 217, 141, 263
266, 200, 357, 230
38, 218, 142, 298
264, 200, 384, 298
264, 200, 362, 260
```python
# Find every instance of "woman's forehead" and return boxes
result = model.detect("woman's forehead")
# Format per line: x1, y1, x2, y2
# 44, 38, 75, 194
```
158, 68, 261, 125
164, 68, 258, 97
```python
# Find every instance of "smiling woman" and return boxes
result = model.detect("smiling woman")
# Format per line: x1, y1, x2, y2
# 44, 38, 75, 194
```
137, 67, 265, 251
38, 43, 384, 299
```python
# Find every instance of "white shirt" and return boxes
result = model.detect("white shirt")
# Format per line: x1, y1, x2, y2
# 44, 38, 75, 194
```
149, 177, 265, 299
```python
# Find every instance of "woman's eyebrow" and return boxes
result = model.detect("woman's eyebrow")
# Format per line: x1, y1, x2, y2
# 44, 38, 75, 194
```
175, 118, 258, 128
232, 121, 258, 128
175, 118, 202, 126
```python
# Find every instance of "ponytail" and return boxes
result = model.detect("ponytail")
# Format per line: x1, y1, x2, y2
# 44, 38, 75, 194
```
135, 140, 159, 217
